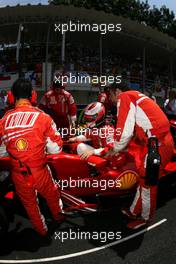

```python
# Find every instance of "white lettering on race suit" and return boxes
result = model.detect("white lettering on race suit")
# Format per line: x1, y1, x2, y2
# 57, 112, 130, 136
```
5, 112, 39, 129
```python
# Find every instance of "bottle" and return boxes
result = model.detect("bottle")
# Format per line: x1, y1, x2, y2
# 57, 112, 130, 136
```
145, 137, 161, 186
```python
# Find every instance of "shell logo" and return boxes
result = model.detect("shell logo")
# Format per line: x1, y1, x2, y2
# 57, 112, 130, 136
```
15, 138, 28, 151
118, 170, 139, 190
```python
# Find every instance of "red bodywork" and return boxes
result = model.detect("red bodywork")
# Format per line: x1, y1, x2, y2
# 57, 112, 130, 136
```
0, 141, 176, 213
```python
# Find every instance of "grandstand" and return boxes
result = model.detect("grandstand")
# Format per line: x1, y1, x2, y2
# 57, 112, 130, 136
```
0, 2, 176, 105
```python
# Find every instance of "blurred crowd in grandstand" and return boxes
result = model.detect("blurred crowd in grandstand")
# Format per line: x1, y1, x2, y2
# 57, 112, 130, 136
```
0, 41, 170, 99
0, 0, 175, 113
0, 41, 173, 118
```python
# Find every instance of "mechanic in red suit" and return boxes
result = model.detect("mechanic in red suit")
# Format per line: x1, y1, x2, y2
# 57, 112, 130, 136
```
40, 79, 77, 130
109, 82, 174, 229
98, 87, 114, 114
5, 89, 37, 111
0, 79, 63, 236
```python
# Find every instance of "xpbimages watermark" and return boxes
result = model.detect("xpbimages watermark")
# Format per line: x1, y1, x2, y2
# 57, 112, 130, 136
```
54, 229, 122, 243
58, 126, 122, 138
54, 73, 121, 87
55, 21, 122, 35
54, 178, 121, 191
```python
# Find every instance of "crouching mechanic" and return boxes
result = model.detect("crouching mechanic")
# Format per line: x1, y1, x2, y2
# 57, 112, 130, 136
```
109, 82, 174, 229
0, 79, 63, 236
69, 102, 115, 160
40, 77, 77, 130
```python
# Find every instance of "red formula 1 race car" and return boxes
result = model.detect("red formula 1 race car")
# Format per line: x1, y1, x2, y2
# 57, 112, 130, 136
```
0, 142, 139, 221
47, 141, 139, 213
0, 134, 176, 235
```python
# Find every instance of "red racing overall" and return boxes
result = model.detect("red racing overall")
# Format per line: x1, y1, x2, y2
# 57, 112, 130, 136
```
0, 99, 63, 235
114, 90, 174, 221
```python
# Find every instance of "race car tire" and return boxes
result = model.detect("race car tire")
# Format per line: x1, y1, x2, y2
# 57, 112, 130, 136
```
0, 205, 9, 237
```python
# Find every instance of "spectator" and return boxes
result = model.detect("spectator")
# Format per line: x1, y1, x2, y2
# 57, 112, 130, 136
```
164, 90, 176, 117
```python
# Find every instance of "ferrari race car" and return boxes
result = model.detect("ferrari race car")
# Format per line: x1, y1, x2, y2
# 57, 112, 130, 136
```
0, 132, 176, 236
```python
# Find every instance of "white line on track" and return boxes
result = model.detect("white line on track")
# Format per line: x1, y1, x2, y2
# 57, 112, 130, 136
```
0, 218, 167, 263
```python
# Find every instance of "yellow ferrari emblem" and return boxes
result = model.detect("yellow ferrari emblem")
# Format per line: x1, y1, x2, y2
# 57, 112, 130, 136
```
16, 138, 28, 151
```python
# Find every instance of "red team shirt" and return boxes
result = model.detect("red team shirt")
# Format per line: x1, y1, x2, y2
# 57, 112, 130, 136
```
0, 100, 62, 168
114, 90, 173, 175
42, 90, 77, 117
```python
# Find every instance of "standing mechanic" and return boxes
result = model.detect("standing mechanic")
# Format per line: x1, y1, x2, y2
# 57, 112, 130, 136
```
40, 77, 77, 130
109, 82, 174, 229
98, 86, 114, 114
0, 79, 63, 236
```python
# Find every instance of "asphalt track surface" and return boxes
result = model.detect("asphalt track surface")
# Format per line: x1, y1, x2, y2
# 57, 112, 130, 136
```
0, 175, 176, 264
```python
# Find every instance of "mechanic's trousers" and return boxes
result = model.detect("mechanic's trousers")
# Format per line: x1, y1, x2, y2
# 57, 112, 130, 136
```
129, 132, 174, 221
11, 165, 61, 236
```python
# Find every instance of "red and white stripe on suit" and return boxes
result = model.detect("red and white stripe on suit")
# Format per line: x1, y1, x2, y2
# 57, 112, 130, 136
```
114, 90, 174, 220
